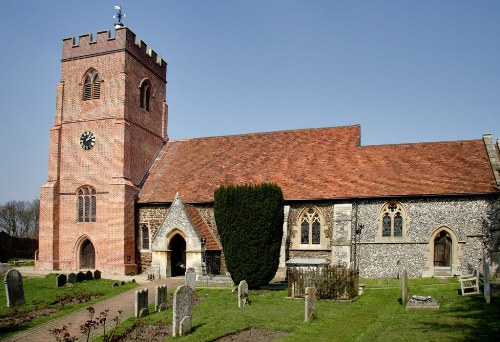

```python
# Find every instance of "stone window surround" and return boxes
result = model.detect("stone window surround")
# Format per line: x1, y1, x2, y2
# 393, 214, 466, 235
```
140, 222, 150, 251
376, 200, 409, 242
292, 206, 329, 250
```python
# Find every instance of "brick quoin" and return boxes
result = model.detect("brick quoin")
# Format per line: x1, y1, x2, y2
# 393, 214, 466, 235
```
37, 27, 167, 274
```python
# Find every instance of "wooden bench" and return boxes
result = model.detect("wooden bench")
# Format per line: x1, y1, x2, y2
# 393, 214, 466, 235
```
459, 271, 480, 295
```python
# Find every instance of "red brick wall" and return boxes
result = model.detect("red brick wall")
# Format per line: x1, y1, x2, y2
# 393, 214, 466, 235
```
37, 27, 167, 274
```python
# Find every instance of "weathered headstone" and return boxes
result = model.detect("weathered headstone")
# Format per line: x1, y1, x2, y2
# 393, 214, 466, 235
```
304, 286, 316, 322
238, 280, 249, 308
76, 271, 85, 283
185, 267, 196, 291
93, 270, 101, 280
155, 285, 168, 311
483, 257, 491, 304
85, 270, 93, 281
135, 289, 149, 318
173, 285, 193, 337
67, 273, 77, 284
57, 274, 67, 287
4, 269, 25, 307
401, 269, 409, 305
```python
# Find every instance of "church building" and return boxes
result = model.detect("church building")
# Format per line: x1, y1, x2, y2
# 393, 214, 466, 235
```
37, 26, 500, 279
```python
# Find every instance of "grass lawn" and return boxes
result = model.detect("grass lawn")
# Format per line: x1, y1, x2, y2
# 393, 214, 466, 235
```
0, 274, 137, 338
115, 277, 499, 341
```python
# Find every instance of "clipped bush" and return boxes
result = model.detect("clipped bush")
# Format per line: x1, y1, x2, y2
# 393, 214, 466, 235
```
214, 183, 284, 289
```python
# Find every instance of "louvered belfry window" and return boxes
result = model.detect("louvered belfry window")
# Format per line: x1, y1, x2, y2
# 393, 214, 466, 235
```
83, 71, 101, 100
78, 186, 96, 222
140, 80, 151, 111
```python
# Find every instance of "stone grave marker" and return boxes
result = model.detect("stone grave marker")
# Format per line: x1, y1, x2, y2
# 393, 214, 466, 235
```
135, 289, 149, 318
93, 270, 101, 280
57, 274, 67, 287
173, 285, 193, 337
85, 270, 93, 281
76, 271, 85, 282
185, 267, 196, 291
401, 269, 409, 305
238, 280, 249, 308
155, 285, 168, 311
67, 273, 77, 284
304, 286, 316, 322
483, 257, 491, 304
4, 269, 25, 307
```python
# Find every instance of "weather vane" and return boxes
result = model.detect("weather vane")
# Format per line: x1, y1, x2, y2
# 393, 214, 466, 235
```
113, 5, 126, 28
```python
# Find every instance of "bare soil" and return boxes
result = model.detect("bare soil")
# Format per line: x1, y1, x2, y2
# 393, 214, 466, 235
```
214, 327, 289, 341
0, 308, 58, 329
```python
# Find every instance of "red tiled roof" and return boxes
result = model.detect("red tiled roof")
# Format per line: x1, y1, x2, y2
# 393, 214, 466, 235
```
138, 125, 498, 203
184, 205, 221, 250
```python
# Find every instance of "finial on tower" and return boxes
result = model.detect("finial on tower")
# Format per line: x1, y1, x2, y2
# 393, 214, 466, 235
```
113, 5, 126, 28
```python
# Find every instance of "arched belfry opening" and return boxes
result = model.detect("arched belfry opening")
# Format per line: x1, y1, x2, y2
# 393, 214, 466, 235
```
434, 230, 452, 268
80, 239, 96, 269
169, 234, 186, 276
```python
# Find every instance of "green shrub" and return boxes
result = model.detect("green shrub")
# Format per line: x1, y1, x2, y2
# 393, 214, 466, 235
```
214, 183, 284, 289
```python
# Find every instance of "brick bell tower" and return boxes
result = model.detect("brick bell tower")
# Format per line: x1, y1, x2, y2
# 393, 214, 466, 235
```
37, 26, 167, 274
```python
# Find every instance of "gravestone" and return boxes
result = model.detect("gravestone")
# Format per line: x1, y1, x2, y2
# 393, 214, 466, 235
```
67, 273, 77, 284
483, 257, 491, 304
173, 285, 193, 337
135, 289, 149, 318
4, 269, 25, 307
93, 270, 101, 280
85, 270, 93, 281
401, 269, 409, 305
185, 267, 196, 291
238, 280, 249, 308
57, 274, 67, 287
304, 286, 316, 322
155, 285, 168, 311
76, 271, 86, 282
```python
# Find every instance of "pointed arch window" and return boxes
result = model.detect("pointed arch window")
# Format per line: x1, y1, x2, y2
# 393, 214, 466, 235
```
83, 70, 101, 100
141, 223, 150, 250
140, 80, 151, 111
300, 208, 322, 245
78, 186, 96, 222
379, 201, 406, 238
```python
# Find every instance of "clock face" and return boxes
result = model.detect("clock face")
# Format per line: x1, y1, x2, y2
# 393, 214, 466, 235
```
80, 131, 96, 150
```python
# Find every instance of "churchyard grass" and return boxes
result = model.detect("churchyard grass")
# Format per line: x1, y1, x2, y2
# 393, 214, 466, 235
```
110, 277, 499, 341
0, 274, 137, 338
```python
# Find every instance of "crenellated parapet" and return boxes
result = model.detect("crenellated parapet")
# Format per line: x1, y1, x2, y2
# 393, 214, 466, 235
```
62, 27, 166, 80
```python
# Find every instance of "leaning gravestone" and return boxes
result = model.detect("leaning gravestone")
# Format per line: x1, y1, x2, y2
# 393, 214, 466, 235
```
68, 273, 77, 284
135, 289, 149, 318
238, 280, 249, 308
76, 271, 86, 283
155, 285, 168, 311
304, 286, 316, 322
483, 257, 491, 304
93, 270, 101, 280
4, 269, 25, 307
173, 285, 193, 337
57, 274, 67, 287
401, 269, 409, 305
85, 270, 93, 281
185, 267, 196, 291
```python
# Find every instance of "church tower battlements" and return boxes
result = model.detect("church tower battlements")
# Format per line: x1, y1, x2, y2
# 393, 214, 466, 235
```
38, 26, 168, 275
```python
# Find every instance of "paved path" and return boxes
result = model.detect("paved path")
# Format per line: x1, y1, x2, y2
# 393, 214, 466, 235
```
3, 270, 183, 342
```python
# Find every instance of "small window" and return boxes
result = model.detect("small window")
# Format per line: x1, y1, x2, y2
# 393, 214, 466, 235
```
140, 80, 151, 111
83, 70, 101, 100
77, 186, 96, 222
141, 224, 150, 250
300, 208, 323, 245
379, 201, 406, 238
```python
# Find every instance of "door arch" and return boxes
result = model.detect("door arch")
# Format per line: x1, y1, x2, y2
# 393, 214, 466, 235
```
169, 234, 186, 276
434, 231, 452, 267
80, 239, 95, 269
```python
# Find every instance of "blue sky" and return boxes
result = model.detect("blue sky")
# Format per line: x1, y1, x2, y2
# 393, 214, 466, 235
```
0, 0, 499, 203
